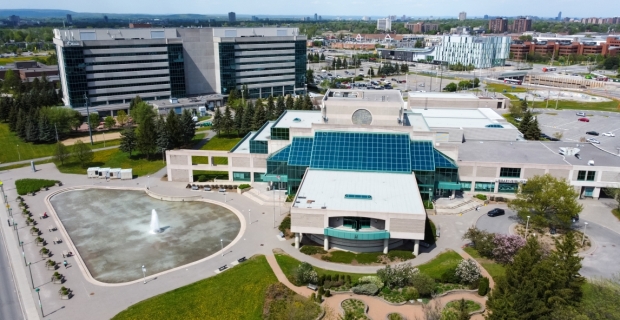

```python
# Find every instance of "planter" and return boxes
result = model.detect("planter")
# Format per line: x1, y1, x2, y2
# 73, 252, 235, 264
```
52, 275, 64, 284
36, 241, 46, 247
237, 187, 252, 194
47, 264, 57, 270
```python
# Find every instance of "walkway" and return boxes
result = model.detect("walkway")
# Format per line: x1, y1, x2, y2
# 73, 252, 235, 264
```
60, 131, 121, 146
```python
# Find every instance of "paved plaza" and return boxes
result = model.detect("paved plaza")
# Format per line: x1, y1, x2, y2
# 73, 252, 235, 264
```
1, 162, 620, 319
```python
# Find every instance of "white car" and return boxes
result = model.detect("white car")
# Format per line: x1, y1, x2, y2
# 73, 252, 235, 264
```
586, 138, 600, 144
602, 132, 616, 137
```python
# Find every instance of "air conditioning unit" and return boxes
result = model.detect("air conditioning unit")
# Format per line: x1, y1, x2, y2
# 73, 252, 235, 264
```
559, 147, 580, 156
588, 160, 594, 166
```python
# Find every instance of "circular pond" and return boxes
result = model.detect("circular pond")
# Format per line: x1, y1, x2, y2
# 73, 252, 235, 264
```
50, 188, 241, 283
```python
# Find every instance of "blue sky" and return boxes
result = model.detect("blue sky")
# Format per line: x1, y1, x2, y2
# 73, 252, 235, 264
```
4, 0, 612, 18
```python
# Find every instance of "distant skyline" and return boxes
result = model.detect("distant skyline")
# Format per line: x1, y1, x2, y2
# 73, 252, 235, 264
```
1, 0, 616, 18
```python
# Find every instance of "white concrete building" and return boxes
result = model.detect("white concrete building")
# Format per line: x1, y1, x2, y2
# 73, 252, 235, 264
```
377, 18, 392, 31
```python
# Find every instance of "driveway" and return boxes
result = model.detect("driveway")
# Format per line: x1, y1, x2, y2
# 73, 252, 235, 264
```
475, 204, 520, 235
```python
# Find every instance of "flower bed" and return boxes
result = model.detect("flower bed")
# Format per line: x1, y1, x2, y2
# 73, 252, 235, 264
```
341, 299, 370, 320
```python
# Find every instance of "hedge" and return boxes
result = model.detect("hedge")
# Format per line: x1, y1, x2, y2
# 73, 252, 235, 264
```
15, 179, 58, 195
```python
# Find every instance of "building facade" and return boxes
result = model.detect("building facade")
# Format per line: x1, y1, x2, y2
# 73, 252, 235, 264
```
405, 22, 439, 34
377, 18, 392, 31
512, 17, 532, 33
459, 12, 467, 21
228, 12, 236, 23
53, 27, 307, 113
488, 17, 508, 33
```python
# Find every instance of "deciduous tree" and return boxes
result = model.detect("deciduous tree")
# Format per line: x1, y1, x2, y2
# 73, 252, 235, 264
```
103, 116, 115, 130
119, 127, 137, 157
53, 142, 70, 165
72, 140, 94, 168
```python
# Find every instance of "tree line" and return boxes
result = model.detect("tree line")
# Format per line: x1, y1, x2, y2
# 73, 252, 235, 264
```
211, 89, 314, 137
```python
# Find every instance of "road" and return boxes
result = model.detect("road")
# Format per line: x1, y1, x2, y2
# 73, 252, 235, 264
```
0, 203, 24, 320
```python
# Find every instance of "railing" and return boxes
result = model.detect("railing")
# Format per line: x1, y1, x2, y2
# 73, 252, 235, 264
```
324, 228, 389, 240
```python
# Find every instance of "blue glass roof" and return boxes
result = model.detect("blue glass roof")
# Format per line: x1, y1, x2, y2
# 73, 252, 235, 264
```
410, 141, 435, 171
268, 145, 291, 162
288, 137, 314, 166
433, 149, 458, 169
310, 132, 411, 173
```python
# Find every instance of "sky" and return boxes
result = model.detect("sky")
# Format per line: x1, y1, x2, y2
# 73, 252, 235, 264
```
3, 0, 614, 18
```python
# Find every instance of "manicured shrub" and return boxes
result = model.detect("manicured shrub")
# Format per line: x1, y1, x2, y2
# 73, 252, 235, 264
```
324, 289, 331, 297
318, 274, 325, 286
455, 259, 481, 284
358, 276, 384, 289
387, 250, 415, 261
475, 194, 487, 201
318, 286, 325, 295
403, 287, 419, 301
410, 273, 436, 297
309, 293, 316, 302
478, 277, 490, 296
377, 264, 419, 289
351, 283, 379, 295
292, 262, 318, 285
424, 219, 437, 245
300, 245, 327, 255
198, 175, 207, 182
440, 265, 460, 284
15, 179, 58, 195
238, 184, 251, 189
278, 215, 291, 233
316, 293, 322, 303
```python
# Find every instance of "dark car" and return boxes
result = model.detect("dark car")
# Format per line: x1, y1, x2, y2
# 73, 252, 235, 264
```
487, 208, 505, 217
586, 131, 599, 136
572, 215, 579, 223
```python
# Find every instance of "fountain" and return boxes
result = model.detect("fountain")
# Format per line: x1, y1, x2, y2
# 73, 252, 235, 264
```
150, 209, 161, 234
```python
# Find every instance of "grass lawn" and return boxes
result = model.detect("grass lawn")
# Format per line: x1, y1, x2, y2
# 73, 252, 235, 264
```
502, 114, 520, 127
200, 135, 242, 151
0, 122, 119, 163
486, 83, 528, 93
0, 56, 46, 65
463, 247, 506, 280
112, 255, 278, 320
539, 99, 620, 112
274, 253, 372, 284
55, 148, 166, 177
417, 250, 463, 281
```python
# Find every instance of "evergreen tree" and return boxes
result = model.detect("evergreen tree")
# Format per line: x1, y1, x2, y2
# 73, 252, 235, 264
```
38, 112, 55, 142
179, 109, 196, 147
137, 112, 158, 159
275, 96, 285, 117
331, 59, 336, 69
233, 104, 244, 135
155, 115, 173, 152
0, 97, 10, 121
266, 95, 275, 120
241, 101, 254, 135
116, 110, 129, 127
129, 95, 143, 110
293, 96, 302, 110
336, 57, 342, 69
242, 85, 249, 100
252, 102, 266, 131
165, 110, 181, 148
303, 94, 313, 110
520, 97, 529, 112
370, 67, 375, 77
222, 105, 234, 136
16, 109, 27, 138
526, 118, 541, 140
228, 89, 238, 104
320, 53, 325, 61
8, 102, 18, 131
519, 111, 533, 136
455, 299, 471, 320
343, 58, 348, 69
119, 127, 138, 157
211, 107, 223, 136
285, 95, 294, 110
546, 232, 585, 307
25, 111, 39, 142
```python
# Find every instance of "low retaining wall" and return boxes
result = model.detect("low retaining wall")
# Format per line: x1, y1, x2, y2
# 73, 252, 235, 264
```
145, 189, 202, 202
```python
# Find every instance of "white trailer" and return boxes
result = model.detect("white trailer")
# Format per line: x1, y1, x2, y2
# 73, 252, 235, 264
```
109, 168, 122, 179
87, 167, 100, 178
120, 169, 133, 180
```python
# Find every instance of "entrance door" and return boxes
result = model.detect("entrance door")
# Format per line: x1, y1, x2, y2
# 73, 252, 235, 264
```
583, 187, 594, 198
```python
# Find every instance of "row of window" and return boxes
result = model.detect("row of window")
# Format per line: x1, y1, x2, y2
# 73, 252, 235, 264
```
82, 59, 169, 67
83, 51, 168, 58
87, 81, 170, 91
84, 73, 171, 82
577, 170, 596, 181
85, 66, 170, 74
88, 88, 170, 98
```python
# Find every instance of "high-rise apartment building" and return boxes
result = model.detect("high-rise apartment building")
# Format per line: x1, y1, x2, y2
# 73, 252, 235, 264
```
53, 28, 307, 112
314, 13, 318, 21
103, 15, 108, 23
377, 18, 392, 31
512, 17, 532, 33
488, 17, 508, 33
66, 14, 73, 24
557, 11, 562, 21
228, 12, 236, 23
459, 12, 467, 21
405, 22, 439, 34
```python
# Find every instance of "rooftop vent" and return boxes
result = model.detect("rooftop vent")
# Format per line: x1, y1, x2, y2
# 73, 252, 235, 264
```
588, 160, 594, 166
293, 118, 301, 122
344, 194, 372, 200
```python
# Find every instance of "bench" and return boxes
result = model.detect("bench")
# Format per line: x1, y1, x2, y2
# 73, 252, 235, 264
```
48, 226, 57, 232
237, 257, 247, 263
62, 251, 73, 258
218, 265, 228, 272
307, 284, 318, 291
53, 237, 62, 244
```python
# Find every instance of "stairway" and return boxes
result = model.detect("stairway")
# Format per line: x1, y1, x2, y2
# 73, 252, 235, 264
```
434, 197, 484, 215
242, 188, 288, 207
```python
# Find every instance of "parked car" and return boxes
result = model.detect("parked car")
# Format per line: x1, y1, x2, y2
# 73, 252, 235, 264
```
586, 131, 599, 136
572, 214, 579, 223
586, 138, 600, 144
576, 112, 586, 117
391, 78, 398, 81
578, 118, 590, 122
359, 68, 364, 71
487, 208, 505, 217
602, 132, 616, 137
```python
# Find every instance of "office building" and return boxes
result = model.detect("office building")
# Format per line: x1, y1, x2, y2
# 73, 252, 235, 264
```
8, 15, 20, 27
377, 17, 392, 31
314, 13, 318, 21
459, 12, 467, 21
378, 35, 511, 68
557, 11, 562, 21
228, 12, 236, 23
405, 22, 439, 34
53, 27, 307, 113
488, 17, 508, 33
66, 14, 73, 25
165, 89, 620, 253
512, 17, 532, 33
103, 16, 108, 23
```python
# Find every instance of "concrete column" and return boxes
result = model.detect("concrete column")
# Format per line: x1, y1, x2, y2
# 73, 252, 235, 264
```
295, 233, 300, 249
593, 187, 601, 199
383, 238, 389, 254
324, 236, 329, 251
413, 240, 420, 256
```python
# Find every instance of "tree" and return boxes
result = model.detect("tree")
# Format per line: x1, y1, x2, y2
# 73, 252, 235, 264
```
492, 234, 526, 264
25, 112, 39, 142
129, 96, 143, 110
103, 116, 115, 130
211, 107, 223, 136
414, 39, 424, 48
165, 111, 181, 148
303, 94, 313, 110
518, 110, 533, 135
2, 69, 20, 92
241, 101, 254, 136
130, 101, 154, 125
455, 259, 481, 284
306, 69, 314, 85
266, 95, 275, 120
137, 112, 157, 159
320, 53, 325, 61
179, 109, 196, 147
53, 142, 70, 165
444, 83, 457, 92
119, 127, 138, 157
509, 174, 582, 228
233, 104, 244, 135
155, 115, 173, 152
38, 112, 55, 142
227, 89, 238, 105
222, 105, 234, 136
72, 140, 94, 168
602, 188, 620, 211
520, 97, 529, 112
525, 117, 541, 140
116, 110, 128, 127
252, 102, 266, 130
275, 95, 285, 118
547, 231, 585, 307
88, 113, 100, 131
285, 95, 294, 110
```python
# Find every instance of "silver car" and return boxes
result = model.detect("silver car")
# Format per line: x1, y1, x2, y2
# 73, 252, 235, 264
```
586, 138, 600, 144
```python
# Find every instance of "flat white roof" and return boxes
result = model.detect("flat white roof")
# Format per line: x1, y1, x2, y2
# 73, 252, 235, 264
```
412, 108, 512, 129
254, 121, 276, 141
232, 131, 256, 154
274, 110, 324, 129
408, 92, 480, 100
294, 170, 426, 215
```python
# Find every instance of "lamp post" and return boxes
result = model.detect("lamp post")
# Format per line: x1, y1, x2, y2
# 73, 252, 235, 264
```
147, 176, 150, 190
582, 222, 588, 245
223, 191, 227, 203
141, 265, 146, 284
35, 288, 43, 317
28, 262, 34, 289
15, 223, 21, 247
16, 145, 20, 161
525, 215, 531, 237
248, 209, 251, 225
428, 188, 432, 208
22, 245, 26, 266
220, 239, 224, 256
83, 93, 94, 145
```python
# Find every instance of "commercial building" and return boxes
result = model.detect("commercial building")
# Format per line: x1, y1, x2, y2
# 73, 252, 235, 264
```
488, 17, 508, 33
165, 89, 620, 253
405, 22, 439, 34
53, 27, 307, 113
377, 18, 392, 31
509, 37, 619, 60
378, 35, 511, 68
459, 12, 467, 21
512, 17, 532, 33
228, 12, 236, 23
0, 60, 59, 83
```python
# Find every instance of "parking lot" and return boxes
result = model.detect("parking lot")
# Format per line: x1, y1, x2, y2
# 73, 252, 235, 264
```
534, 109, 620, 151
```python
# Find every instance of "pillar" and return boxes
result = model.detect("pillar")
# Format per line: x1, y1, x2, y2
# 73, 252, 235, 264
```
295, 233, 300, 249
413, 240, 420, 256
324, 236, 329, 251
383, 238, 389, 254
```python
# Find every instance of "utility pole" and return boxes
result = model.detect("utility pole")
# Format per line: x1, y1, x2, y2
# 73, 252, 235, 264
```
83, 93, 94, 145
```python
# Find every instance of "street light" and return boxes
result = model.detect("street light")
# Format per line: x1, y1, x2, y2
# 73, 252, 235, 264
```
428, 188, 432, 208
28, 262, 34, 289
582, 222, 588, 245
35, 288, 43, 317
141, 265, 147, 284
16, 145, 20, 161
248, 209, 251, 225
223, 191, 227, 203
525, 215, 531, 237
220, 239, 224, 256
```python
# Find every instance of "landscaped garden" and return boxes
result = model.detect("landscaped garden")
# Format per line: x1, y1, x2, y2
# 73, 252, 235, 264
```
298, 244, 415, 265
200, 135, 242, 151
341, 299, 370, 320
445, 299, 482, 313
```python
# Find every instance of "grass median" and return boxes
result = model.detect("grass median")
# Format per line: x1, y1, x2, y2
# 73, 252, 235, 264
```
463, 247, 506, 280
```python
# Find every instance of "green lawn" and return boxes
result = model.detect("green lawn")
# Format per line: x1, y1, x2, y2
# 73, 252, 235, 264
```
417, 250, 463, 281
445, 300, 482, 313
0, 122, 119, 163
112, 255, 278, 320
274, 253, 372, 284
192, 170, 229, 181
502, 114, 520, 127
55, 148, 166, 177
463, 247, 506, 280
538, 99, 619, 112
612, 209, 620, 221
0, 56, 46, 65
486, 83, 528, 93
200, 135, 242, 151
